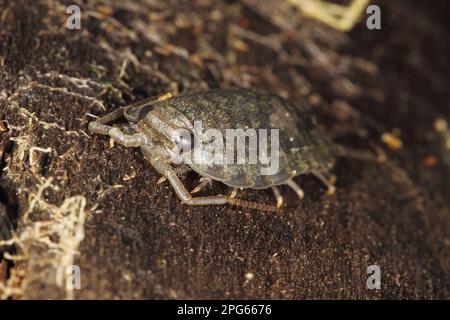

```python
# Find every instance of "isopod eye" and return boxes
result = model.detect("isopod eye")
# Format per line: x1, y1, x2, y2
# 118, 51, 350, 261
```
173, 128, 195, 153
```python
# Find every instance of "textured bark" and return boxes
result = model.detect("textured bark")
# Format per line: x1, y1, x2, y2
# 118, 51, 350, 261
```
0, 0, 449, 299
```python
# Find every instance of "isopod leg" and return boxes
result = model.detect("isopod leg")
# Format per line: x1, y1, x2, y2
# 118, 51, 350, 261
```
191, 177, 213, 194
165, 168, 228, 206
228, 188, 238, 199
157, 164, 191, 184
142, 145, 279, 210
286, 179, 305, 200
165, 168, 278, 210
271, 186, 283, 208
312, 171, 336, 195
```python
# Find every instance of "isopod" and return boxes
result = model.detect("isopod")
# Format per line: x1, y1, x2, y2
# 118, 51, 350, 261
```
89, 87, 363, 211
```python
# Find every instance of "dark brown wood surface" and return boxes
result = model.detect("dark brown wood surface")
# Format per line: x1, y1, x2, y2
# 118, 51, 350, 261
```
0, 0, 448, 299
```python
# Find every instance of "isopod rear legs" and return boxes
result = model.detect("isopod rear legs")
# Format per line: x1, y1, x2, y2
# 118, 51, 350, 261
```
312, 171, 336, 195
228, 188, 238, 199
271, 186, 283, 208
286, 179, 305, 200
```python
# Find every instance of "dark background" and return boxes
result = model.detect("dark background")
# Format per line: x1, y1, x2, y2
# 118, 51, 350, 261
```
0, 0, 449, 299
